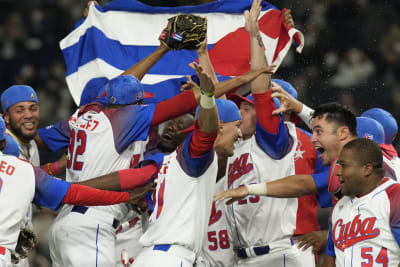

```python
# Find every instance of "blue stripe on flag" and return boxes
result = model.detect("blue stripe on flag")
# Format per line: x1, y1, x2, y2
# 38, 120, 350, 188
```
101, 0, 277, 14
63, 27, 215, 76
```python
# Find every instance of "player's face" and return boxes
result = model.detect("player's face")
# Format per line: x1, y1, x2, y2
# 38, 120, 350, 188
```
159, 115, 194, 152
311, 115, 342, 166
215, 120, 242, 157
4, 101, 40, 143
335, 148, 364, 197
239, 101, 256, 140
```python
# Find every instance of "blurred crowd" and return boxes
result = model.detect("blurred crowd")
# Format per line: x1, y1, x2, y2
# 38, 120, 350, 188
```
0, 0, 399, 266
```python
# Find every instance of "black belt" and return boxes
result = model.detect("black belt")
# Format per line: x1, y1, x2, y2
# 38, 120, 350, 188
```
71, 205, 120, 229
234, 245, 270, 259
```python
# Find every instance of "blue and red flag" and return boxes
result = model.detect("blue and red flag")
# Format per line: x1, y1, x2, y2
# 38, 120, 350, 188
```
60, 0, 304, 105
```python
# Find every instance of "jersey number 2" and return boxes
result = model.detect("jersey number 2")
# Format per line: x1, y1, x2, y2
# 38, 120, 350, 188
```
67, 129, 87, 171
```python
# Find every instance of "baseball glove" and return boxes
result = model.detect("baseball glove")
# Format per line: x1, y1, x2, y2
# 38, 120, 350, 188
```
11, 228, 37, 263
159, 14, 207, 50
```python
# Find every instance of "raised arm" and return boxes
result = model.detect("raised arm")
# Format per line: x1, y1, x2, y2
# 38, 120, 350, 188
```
121, 45, 170, 81
246, 0, 271, 93
197, 36, 218, 85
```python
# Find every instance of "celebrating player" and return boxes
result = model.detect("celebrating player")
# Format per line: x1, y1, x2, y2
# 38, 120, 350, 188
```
0, 114, 157, 266
132, 62, 241, 267
324, 138, 400, 267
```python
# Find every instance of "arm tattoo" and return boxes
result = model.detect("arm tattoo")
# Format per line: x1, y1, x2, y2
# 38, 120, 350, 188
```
256, 33, 263, 48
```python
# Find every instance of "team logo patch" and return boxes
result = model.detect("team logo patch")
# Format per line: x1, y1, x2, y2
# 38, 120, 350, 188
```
110, 96, 116, 104
31, 93, 36, 100
364, 133, 373, 140
171, 32, 183, 42
333, 215, 380, 251
136, 93, 142, 100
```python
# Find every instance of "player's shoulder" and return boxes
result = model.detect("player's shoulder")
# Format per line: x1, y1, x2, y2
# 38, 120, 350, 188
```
0, 154, 33, 171
384, 179, 400, 198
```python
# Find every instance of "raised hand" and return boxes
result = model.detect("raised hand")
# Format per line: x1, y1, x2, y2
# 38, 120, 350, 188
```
271, 82, 303, 115
214, 186, 249, 205
283, 9, 294, 28
245, 0, 262, 37
189, 62, 215, 96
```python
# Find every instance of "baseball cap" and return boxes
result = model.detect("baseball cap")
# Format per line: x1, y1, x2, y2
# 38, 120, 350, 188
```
271, 79, 297, 108
107, 75, 153, 105
80, 77, 109, 106
4, 134, 19, 157
356, 117, 385, 144
362, 108, 398, 144
182, 99, 241, 133
1, 85, 38, 112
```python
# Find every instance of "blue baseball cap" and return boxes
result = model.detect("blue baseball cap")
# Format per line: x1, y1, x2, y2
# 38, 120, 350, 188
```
4, 134, 19, 157
107, 75, 153, 105
356, 117, 385, 144
1, 85, 38, 112
362, 108, 398, 144
195, 99, 241, 123
183, 99, 241, 133
0, 116, 5, 141
271, 79, 297, 108
80, 77, 108, 106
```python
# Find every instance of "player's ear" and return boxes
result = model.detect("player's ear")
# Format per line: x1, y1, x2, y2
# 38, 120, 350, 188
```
3, 113, 9, 124
337, 126, 350, 141
362, 163, 374, 177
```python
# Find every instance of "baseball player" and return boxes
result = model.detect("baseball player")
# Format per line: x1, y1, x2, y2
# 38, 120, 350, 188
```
1, 85, 51, 267
0, 114, 158, 267
214, 1, 305, 266
362, 108, 400, 179
132, 64, 242, 267
324, 138, 400, 267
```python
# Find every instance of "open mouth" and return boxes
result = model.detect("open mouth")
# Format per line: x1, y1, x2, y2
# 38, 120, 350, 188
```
314, 145, 325, 154
161, 133, 173, 141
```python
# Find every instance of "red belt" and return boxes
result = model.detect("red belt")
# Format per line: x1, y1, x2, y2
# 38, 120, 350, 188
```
0, 246, 6, 255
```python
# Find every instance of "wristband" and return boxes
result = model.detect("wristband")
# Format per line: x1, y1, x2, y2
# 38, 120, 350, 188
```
47, 163, 54, 176
200, 94, 216, 109
200, 88, 214, 97
298, 104, 314, 129
246, 183, 267, 196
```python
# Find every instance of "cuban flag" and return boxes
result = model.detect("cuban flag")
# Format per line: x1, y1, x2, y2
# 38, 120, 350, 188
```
60, 0, 304, 106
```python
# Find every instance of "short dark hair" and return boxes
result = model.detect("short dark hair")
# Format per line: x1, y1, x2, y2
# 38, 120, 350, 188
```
312, 102, 357, 136
342, 138, 384, 175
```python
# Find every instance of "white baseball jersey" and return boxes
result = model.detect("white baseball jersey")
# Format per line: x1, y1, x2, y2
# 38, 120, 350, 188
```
383, 153, 400, 181
136, 135, 218, 266
326, 177, 400, 267
225, 121, 297, 248
0, 152, 70, 263
65, 103, 155, 220
50, 103, 155, 267
200, 177, 235, 267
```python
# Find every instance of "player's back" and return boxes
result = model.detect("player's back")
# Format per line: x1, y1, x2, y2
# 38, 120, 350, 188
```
0, 153, 35, 251
66, 104, 153, 220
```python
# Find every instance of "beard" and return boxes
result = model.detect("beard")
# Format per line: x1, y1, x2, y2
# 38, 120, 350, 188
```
9, 120, 37, 143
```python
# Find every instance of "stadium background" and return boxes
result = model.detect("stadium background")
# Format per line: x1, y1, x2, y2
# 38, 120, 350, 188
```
0, 0, 399, 266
